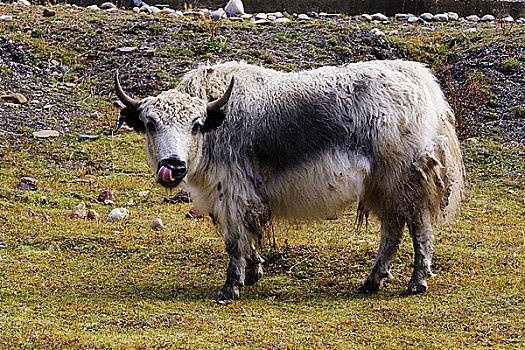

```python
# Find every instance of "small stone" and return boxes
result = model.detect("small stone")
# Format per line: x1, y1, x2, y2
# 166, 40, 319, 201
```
71, 202, 87, 219
164, 190, 190, 204
21, 177, 37, 186
420, 13, 433, 21
370, 28, 385, 36
125, 200, 134, 206
267, 15, 276, 21
268, 12, 283, 18
480, 14, 495, 22
117, 46, 137, 54
210, 8, 226, 19
433, 13, 448, 22
98, 189, 117, 205
87, 209, 99, 220
360, 14, 372, 21
465, 28, 477, 33
0, 15, 13, 21
516, 18, 524, 24
466, 15, 480, 22
255, 13, 267, 20
143, 48, 156, 57
186, 207, 205, 219
150, 6, 161, 14
150, 218, 166, 231
33, 130, 60, 138
0, 93, 27, 104
503, 16, 514, 22
297, 14, 310, 21
77, 134, 99, 141
87, 5, 100, 10
133, 7, 140, 13
100, 2, 116, 10
43, 8, 55, 17
158, 8, 174, 14
17, 0, 30, 5
407, 16, 419, 23
446, 12, 459, 21
252, 19, 270, 25
371, 13, 388, 21
395, 13, 409, 21
138, 190, 149, 197
274, 17, 291, 24
240, 13, 252, 19
224, 0, 244, 15
108, 208, 129, 221
140, 5, 151, 12
16, 183, 38, 191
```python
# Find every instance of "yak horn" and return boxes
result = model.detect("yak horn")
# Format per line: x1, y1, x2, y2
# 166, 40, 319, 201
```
115, 70, 140, 110
207, 77, 235, 113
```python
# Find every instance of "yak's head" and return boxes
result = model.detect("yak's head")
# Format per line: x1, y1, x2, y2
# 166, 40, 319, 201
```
115, 71, 234, 188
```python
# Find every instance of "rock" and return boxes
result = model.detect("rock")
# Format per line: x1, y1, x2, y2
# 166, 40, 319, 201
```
466, 15, 480, 22
433, 13, 448, 22
108, 208, 129, 221
138, 190, 149, 197
86, 5, 100, 10
480, 14, 495, 22
420, 13, 433, 21
407, 16, 419, 23
77, 134, 99, 141
71, 202, 87, 219
210, 8, 226, 19
395, 13, 409, 21
143, 48, 155, 57
164, 190, 190, 204
186, 207, 205, 219
252, 19, 269, 25
150, 218, 165, 231
255, 13, 267, 20
516, 18, 524, 24
371, 13, 388, 21
240, 13, 252, 19
16, 183, 38, 191
17, 0, 30, 5
150, 6, 161, 14
274, 17, 291, 24
117, 46, 137, 54
87, 209, 99, 220
21, 177, 37, 186
297, 14, 310, 21
98, 189, 117, 205
133, 7, 140, 13
503, 16, 514, 22
158, 8, 174, 14
306, 11, 317, 18
140, 5, 152, 13
33, 130, 60, 138
360, 14, 372, 21
43, 8, 55, 17
267, 15, 276, 21
100, 2, 116, 10
0, 15, 13, 21
0, 93, 27, 104
224, 0, 244, 15
465, 27, 477, 33
446, 12, 459, 21
370, 28, 385, 36
268, 12, 283, 18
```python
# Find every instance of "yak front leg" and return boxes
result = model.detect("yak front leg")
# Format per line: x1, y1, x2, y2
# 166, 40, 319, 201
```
358, 218, 405, 293
405, 212, 436, 295
217, 252, 246, 301
244, 244, 264, 286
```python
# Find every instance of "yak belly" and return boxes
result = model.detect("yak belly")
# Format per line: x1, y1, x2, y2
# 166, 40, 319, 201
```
264, 150, 371, 220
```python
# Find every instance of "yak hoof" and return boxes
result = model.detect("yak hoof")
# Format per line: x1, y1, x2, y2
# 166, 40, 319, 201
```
357, 281, 380, 294
217, 285, 240, 302
404, 280, 428, 296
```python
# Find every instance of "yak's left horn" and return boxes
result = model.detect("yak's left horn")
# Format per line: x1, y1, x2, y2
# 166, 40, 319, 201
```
115, 70, 140, 110
207, 77, 235, 113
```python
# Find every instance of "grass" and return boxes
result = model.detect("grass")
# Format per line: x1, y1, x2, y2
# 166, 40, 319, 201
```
0, 5, 524, 349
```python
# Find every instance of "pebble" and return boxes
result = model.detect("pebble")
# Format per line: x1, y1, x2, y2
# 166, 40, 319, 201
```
17, 0, 30, 5
240, 13, 252, 19
370, 28, 385, 36
133, 7, 140, 13
224, 0, 244, 15
86, 5, 100, 10
117, 46, 138, 53
98, 189, 117, 205
33, 130, 60, 138
17, 183, 38, 191
42, 8, 55, 17
77, 134, 99, 141
138, 190, 149, 197
466, 15, 480, 22
71, 202, 87, 219
100, 2, 116, 10
517, 18, 525, 24
480, 14, 495, 22
503, 16, 514, 22
0, 93, 27, 104
267, 12, 283, 18
150, 6, 161, 14
150, 218, 166, 231
87, 209, 99, 220
433, 13, 448, 22
108, 208, 129, 221
186, 207, 205, 219
274, 17, 291, 24
158, 8, 174, 15
420, 13, 434, 21
360, 14, 372, 21
446, 12, 459, 21
395, 13, 409, 21
0, 15, 13, 21
465, 28, 477, 33
210, 8, 226, 19
255, 13, 267, 20
164, 189, 190, 204
407, 16, 419, 23
371, 13, 388, 21
297, 14, 310, 21
21, 177, 37, 185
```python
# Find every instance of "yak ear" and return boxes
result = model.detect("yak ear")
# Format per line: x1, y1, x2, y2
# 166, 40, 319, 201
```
119, 107, 145, 133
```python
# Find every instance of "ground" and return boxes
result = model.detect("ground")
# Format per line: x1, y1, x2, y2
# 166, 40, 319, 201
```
0, 4, 524, 349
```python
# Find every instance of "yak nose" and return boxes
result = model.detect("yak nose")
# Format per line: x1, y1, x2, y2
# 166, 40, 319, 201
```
157, 157, 187, 185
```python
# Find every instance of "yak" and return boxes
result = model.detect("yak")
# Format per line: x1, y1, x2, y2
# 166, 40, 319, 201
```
115, 60, 464, 301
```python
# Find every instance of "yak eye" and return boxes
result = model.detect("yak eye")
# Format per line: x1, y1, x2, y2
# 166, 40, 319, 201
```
192, 117, 204, 134
146, 116, 157, 132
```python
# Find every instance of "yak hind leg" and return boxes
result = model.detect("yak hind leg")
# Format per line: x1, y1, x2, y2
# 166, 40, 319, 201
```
358, 218, 405, 293
405, 211, 436, 295
244, 245, 264, 286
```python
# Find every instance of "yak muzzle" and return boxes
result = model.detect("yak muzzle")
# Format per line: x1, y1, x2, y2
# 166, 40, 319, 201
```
157, 157, 187, 187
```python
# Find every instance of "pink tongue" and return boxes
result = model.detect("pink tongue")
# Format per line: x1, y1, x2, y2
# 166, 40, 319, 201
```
158, 166, 175, 183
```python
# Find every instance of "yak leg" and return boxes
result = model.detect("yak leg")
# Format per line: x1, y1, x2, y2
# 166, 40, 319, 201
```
358, 219, 405, 293
217, 238, 246, 301
244, 244, 264, 286
406, 211, 436, 295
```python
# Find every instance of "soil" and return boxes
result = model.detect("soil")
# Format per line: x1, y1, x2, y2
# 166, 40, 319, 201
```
0, 4, 524, 144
